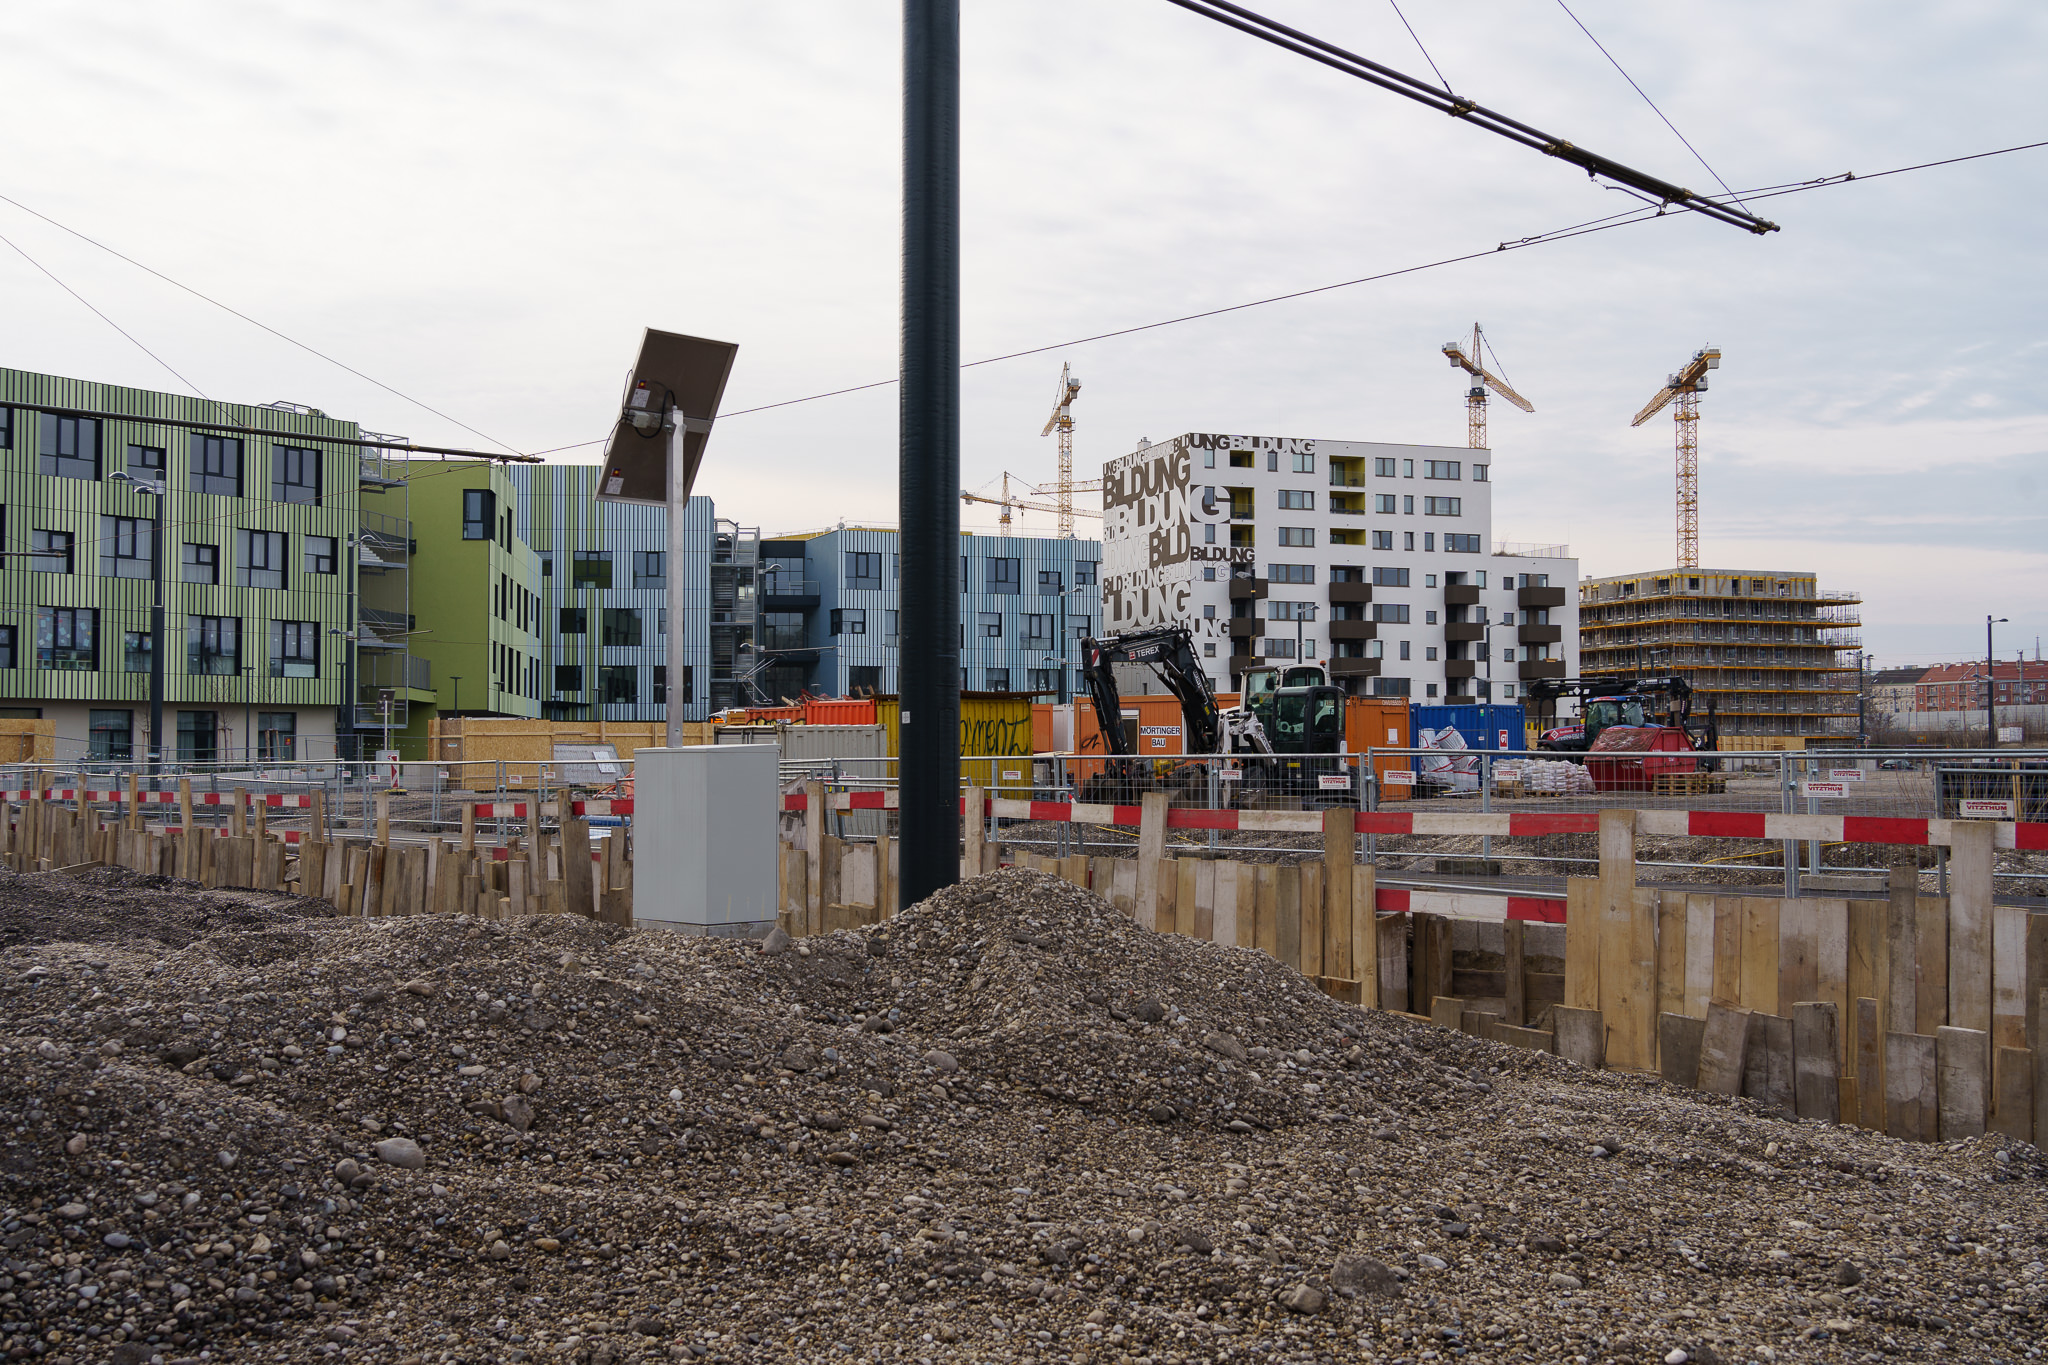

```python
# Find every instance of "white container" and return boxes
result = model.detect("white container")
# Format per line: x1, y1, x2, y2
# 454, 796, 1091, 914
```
633, 743, 779, 937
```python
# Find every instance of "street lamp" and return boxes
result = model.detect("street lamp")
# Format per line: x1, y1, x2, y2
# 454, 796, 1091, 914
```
110, 470, 165, 771
1987, 615, 2008, 747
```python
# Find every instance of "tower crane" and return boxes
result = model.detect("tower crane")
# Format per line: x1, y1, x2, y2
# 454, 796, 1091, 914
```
1630, 346, 1721, 570
1442, 324, 1533, 450
960, 475, 1102, 530
1040, 363, 1084, 537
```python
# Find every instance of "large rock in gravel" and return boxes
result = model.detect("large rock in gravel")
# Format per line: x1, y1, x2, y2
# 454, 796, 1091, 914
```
1279, 1284, 1325, 1314
373, 1137, 425, 1170
1331, 1254, 1402, 1297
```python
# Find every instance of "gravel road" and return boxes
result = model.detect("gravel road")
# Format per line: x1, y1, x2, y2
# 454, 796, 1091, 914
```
0, 864, 2041, 1364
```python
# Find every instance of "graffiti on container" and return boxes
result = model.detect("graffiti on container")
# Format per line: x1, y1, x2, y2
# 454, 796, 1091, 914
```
962, 713, 1031, 756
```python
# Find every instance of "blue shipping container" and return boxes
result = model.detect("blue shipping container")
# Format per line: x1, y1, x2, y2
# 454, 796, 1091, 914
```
1410, 704, 1527, 752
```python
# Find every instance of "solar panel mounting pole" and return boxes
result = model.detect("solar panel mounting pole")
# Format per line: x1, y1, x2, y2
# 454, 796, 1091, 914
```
898, 0, 962, 909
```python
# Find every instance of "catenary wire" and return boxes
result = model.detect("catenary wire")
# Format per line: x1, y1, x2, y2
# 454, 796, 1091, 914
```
1384, 0, 1451, 93
0, 190, 525, 456
1551, 0, 1745, 205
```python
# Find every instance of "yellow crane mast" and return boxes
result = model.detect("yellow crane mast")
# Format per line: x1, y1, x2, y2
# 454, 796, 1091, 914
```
1441, 324, 1533, 450
1040, 363, 1084, 537
1630, 346, 1721, 570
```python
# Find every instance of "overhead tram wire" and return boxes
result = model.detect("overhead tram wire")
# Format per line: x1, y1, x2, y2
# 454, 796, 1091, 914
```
1384, 0, 1452, 94
1157, 0, 1778, 235
1551, 0, 1746, 207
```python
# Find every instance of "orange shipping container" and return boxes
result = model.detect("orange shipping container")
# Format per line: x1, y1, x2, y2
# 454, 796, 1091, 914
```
803, 698, 877, 726
1344, 697, 1413, 802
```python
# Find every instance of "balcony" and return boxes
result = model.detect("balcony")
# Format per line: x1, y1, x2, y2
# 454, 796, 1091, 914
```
1327, 581, 1372, 604
1518, 623, 1563, 644
1444, 622, 1485, 642
1518, 585, 1567, 609
760, 576, 820, 610
1519, 659, 1568, 681
1228, 653, 1261, 675
361, 653, 431, 691
1444, 584, 1481, 606
1227, 615, 1264, 638
1443, 659, 1477, 679
1229, 576, 1269, 601
1328, 657, 1381, 678
1328, 493, 1365, 515
1328, 619, 1377, 641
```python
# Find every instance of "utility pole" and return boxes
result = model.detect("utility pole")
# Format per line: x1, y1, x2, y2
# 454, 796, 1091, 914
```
1987, 615, 2007, 746
897, 0, 961, 911
113, 471, 166, 772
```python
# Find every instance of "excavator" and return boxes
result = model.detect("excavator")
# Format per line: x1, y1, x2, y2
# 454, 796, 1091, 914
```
1077, 628, 1347, 803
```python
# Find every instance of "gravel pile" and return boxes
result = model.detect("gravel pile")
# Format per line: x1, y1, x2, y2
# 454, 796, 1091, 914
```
0, 864, 2043, 1364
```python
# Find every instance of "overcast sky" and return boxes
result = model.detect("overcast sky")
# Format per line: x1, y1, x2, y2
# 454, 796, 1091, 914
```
1, 0, 2041, 667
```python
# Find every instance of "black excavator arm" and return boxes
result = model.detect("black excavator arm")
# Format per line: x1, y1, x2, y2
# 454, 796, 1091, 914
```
1080, 627, 1222, 757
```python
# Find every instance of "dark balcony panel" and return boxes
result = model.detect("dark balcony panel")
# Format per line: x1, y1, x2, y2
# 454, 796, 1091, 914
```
1228, 577, 1269, 601
1519, 585, 1568, 608
1328, 657, 1380, 677
1444, 622, 1485, 642
1228, 616, 1264, 638
1444, 584, 1481, 606
1519, 660, 1568, 681
1443, 659, 1478, 678
1444, 692, 1479, 706
1327, 581, 1372, 604
1518, 623, 1563, 644
1328, 619, 1377, 641
1228, 654, 1261, 675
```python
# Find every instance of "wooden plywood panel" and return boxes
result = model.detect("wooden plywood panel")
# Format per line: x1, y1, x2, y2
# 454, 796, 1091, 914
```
1948, 822, 1994, 1033
1991, 1046, 2033, 1144
1377, 913, 1408, 1014
1298, 862, 1322, 978
1323, 806, 1354, 982
1887, 866, 1919, 1036
1886, 1031, 1937, 1143
1846, 900, 1887, 1077
1855, 998, 1884, 1131
1190, 859, 1215, 942
1211, 861, 1240, 947
1936, 1025, 1988, 1140
1353, 865, 1377, 1010
1918, 895, 1949, 1031
1254, 865, 1278, 959
1712, 895, 1743, 1005
1564, 876, 1600, 1011
1792, 1001, 1841, 1124
1740, 897, 1780, 1018
1778, 896, 1819, 1013
1656, 892, 1687, 1037
1992, 906, 2028, 1051
1697, 1002, 1751, 1096
1684, 893, 1715, 1018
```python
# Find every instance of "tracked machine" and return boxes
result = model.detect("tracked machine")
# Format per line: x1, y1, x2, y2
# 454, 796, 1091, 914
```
1525, 674, 1720, 791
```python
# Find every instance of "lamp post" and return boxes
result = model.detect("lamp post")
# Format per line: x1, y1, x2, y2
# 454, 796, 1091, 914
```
1857, 651, 1872, 747
110, 471, 164, 771
1987, 615, 2007, 746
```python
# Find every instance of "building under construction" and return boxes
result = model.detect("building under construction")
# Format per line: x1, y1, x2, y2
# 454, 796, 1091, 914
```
1576, 568, 1862, 744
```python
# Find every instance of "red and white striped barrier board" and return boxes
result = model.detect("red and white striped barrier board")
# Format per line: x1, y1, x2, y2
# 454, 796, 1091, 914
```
469, 799, 636, 819
777, 791, 2046, 851
572, 799, 633, 816
473, 803, 529, 818
2, 789, 313, 807
1372, 886, 1566, 924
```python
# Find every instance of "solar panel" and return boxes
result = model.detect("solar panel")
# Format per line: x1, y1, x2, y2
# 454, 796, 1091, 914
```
595, 329, 739, 507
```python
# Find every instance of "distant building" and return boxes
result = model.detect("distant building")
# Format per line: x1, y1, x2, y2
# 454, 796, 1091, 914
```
1100, 432, 1577, 699
1576, 569, 1862, 740
1915, 661, 2048, 712
1864, 665, 1928, 726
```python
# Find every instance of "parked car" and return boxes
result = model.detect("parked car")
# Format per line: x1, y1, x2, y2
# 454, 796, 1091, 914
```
1878, 759, 1912, 771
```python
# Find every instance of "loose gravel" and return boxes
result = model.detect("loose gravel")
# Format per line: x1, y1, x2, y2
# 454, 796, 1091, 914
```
0, 863, 2042, 1365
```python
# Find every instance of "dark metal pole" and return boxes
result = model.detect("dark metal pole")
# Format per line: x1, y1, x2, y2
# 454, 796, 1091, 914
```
897, 0, 961, 910
148, 487, 164, 772
1986, 615, 1997, 747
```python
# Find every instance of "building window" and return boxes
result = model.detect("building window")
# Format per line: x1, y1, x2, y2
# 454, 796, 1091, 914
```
1229, 449, 1253, 468
32, 529, 73, 574
572, 550, 612, 588
126, 443, 165, 473
1265, 638, 1297, 659
0, 407, 12, 449
182, 543, 219, 585
1073, 618, 1092, 640
1423, 532, 1435, 551
38, 414, 100, 481
1022, 613, 1054, 643
100, 516, 153, 579
986, 557, 1021, 594
1424, 460, 1461, 480
1501, 683, 1514, 697
304, 535, 337, 575
1372, 567, 1409, 587
541, 556, 553, 578
1372, 604, 1411, 624
190, 434, 243, 497
650, 665, 667, 706
1267, 451, 1279, 472
123, 631, 152, 674
979, 612, 1003, 638
1425, 646, 1438, 661
1292, 451, 1315, 473
1038, 569, 1062, 595
560, 607, 587, 634
270, 620, 319, 678
830, 608, 867, 636
176, 711, 218, 763
1268, 601, 1316, 622
1074, 560, 1098, 586
845, 551, 882, 589
1371, 530, 1394, 550
1268, 563, 1315, 584
88, 709, 132, 761
1473, 464, 1488, 482
1445, 533, 1482, 552
1425, 609, 1438, 623
272, 445, 322, 505
554, 664, 583, 692
1027, 667, 1058, 693
986, 668, 1011, 691
600, 665, 637, 704
1373, 457, 1397, 477
463, 488, 495, 539
187, 616, 239, 675
0, 626, 12, 670
256, 711, 296, 760
1278, 490, 1314, 510
37, 606, 97, 671
236, 530, 287, 588
631, 551, 666, 588
1374, 494, 1397, 514
1403, 495, 1415, 514
602, 608, 643, 647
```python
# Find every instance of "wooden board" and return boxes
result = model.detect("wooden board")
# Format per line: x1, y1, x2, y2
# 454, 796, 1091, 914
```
1504, 918, 1526, 1029
2028, 918, 2048, 1057
1429, 995, 1465, 1030
1598, 886, 1658, 1072
1886, 1031, 1937, 1143
1552, 1005, 1604, 1070
1416, 913, 1452, 1018
1739, 897, 1781, 1017
562, 817, 598, 920
1177, 859, 1204, 940
1792, 1001, 1841, 1124
1992, 906, 2028, 1051
1275, 864, 1302, 971
1742, 1013, 1795, 1120
1495, 1024, 1554, 1053
1935, 1025, 1988, 1140
959, 784, 982, 886
1323, 806, 1354, 981
1656, 892, 1687, 1043
1846, 900, 1886, 1078
1947, 822, 1994, 1033
1298, 862, 1323, 977
1697, 1002, 1752, 1096
1991, 1046, 2033, 1144
1815, 899, 1850, 1074
1353, 865, 1377, 1010
1658, 1011, 1706, 1088
1855, 997, 1885, 1131
1778, 895, 1819, 1013
1254, 864, 1278, 959
1133, 791, 1169, 932
1917, 894, 1949, 1032
1886, 867, 1918, 1036
1377, 913, 1408, 1014
1211, 860, 1240, 947
1712, 895, 1743, 1006
1683, 893, 1715, 1018
1563, 876, 1600, 1011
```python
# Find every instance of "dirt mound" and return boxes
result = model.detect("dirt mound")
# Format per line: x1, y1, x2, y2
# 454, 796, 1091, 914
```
0, 865, 336, 952
0, 867, 2040, 1365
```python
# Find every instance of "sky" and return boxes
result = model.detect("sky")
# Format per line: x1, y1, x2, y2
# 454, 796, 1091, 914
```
0, 0, 2042, 668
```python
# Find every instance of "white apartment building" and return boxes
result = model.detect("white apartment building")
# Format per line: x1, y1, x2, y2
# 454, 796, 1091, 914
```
1100, 432, 1577, 701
